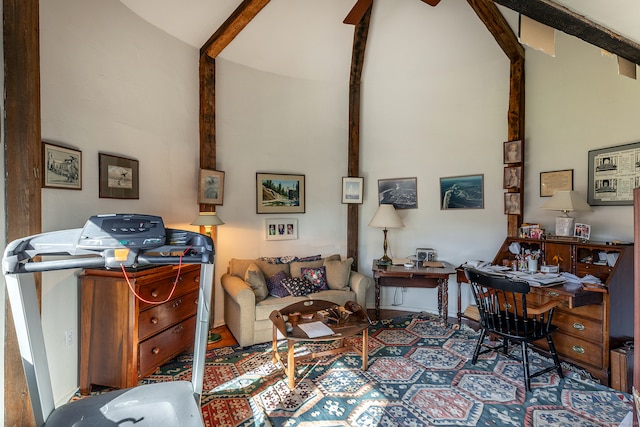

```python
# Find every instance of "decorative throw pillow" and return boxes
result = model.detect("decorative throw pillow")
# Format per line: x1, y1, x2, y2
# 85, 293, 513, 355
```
324, 258, 354, 291
244, 263, 268, 302
266, 271, 291, 298
281, 277, 318, 297
301, 266, 328, 290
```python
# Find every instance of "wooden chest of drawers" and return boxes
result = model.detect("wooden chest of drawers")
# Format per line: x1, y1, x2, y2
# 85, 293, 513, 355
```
79, 264, 201, 394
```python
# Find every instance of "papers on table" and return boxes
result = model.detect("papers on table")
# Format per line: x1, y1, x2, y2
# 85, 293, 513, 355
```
509, 271, 566, 287
297, 321, 335, 338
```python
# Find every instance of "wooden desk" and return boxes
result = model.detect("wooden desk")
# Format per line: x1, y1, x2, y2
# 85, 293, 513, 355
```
372, 261, 456, 323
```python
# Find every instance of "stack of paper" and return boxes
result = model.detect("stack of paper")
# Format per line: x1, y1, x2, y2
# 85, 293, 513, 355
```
298, 321, 335, 338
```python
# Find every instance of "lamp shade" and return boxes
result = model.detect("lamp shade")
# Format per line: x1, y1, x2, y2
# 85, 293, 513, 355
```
191, 212, 225, 226
540, 191, 592, 214
368, 204, 404, 229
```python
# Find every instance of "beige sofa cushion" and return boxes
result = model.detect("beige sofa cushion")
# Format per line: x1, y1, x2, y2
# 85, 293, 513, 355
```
324, 258, 353, 291
229, 258, 290, 279
244, 263, 269, 302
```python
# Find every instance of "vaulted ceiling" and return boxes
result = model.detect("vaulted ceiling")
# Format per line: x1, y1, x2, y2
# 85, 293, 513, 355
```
121, 0, 640, 78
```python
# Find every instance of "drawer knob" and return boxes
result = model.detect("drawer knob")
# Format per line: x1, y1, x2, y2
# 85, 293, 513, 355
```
172, 299, 182, 308
572, 345, 585, 354
151, 317, 158, 325
152, 347, 160, 355
195, 276, 200, 283
547, 291, 560, 297
174, 325, 184, 334
572, 322, 585, 331
194, 298, 199, 305
151, 289, 159, 298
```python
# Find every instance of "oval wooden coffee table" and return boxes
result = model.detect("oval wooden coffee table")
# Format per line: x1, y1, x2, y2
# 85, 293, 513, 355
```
269, 300, 372, 388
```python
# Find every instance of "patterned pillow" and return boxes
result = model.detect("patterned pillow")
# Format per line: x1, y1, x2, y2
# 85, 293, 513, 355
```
281, 277, 318, 297
260, 254, 322, 264
301, 266, 328, 290
266, 271, 291, 298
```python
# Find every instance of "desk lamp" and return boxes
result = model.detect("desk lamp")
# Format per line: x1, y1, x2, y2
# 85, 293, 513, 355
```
368, 204, 404, 265
191, 212, 224, 343
541, 190, 591, 236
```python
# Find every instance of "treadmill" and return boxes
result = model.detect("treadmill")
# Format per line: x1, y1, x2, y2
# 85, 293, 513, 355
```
2, 214, 215, 427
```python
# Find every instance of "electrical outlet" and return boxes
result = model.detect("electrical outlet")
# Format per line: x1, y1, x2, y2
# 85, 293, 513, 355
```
65, 329, 73, 347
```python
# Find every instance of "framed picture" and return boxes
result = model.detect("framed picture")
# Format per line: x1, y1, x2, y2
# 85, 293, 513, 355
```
265, 218, 298, 241
42, 141, 82, 190
440, 174, 484, 210
378, 177, 417, 209
540, 169, 573, 197
342, 177, 364, 204
256, 173, 305, 214
98, 153, 139, 199
574, 223, 591, 240
588, 141, 640, 206
503, 166, 522, 190
504, 140, 522, 164
504, 192, 521, 215
198, 169, 225, 205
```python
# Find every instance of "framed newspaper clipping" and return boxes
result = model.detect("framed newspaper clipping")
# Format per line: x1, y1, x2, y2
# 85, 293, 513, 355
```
588, 141, 640, 206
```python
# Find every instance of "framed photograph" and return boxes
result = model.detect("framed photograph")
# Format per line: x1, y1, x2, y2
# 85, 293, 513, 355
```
540, 169, 573, 197
98, 153, 139, 199
265, 218, 298, 241
504, 192, 521, 215
440, 174, 484, 210
378, 177, 417, 209
503, 166, 522, 190
256, 173, 305, 214
504, 140, 522, 164
198, 169, 225, 205
42, 141, 82, 190
574, 223, 591, 240
588, 141, 640, 206
342, 177, 364, 204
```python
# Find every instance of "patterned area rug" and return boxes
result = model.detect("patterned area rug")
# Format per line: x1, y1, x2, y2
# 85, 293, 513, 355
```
109, 313, 634, 426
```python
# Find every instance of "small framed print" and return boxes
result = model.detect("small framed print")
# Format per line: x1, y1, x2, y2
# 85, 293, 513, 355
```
342, 177, 364, 204
504, 192, 521, 215
503, 166, 521, 190
540, 169, 573, 197
504, 140, 522, 164
98, 153, 139, 199
266, 218, 298, 241
42, 141, 82, 190
574, 223, 591, 240
198, 169, 225, 205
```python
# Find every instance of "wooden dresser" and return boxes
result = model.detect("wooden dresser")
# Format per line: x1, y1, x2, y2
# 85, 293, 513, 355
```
79, 264, 201, 394
490, 237, 633, 385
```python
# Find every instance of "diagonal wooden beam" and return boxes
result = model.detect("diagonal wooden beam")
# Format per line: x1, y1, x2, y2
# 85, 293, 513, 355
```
200, 0, 270, 59
492, 0, 640, 65
468, 0, 524, 62
344, 0, 372, 25
422, 0, 442, 6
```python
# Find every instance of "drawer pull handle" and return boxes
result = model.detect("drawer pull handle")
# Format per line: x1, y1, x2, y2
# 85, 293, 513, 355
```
150, 317, 158, 325
194, 298, 199, 305
174, 325, 184, 334
172, 299, 183, 308
572, 322, 585, 331
195, 276, 200, 283
151, 289, 159, 298
152, 347, 160, 355
547, 291, 560, 297
572, 345, 585, 354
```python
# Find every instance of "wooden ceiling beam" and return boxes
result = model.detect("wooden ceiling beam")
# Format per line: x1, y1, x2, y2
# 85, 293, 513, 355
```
492, 0, 640, 65
344, 0, 372, 25
422, 0, 442, 6
468, 0, 524, 62
201, 0, 270, 59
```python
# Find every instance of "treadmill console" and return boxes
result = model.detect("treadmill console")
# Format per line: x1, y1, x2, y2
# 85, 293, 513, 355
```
78, 214, 166, 250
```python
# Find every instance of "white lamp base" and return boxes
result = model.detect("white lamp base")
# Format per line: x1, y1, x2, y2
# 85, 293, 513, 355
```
555, 216, 575, 237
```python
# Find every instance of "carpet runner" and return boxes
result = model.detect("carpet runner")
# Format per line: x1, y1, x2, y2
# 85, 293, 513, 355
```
101, 313, 634, 426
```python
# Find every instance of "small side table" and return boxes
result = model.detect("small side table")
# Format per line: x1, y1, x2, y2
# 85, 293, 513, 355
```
269, 300, 371, 388
372, 260, 456, 324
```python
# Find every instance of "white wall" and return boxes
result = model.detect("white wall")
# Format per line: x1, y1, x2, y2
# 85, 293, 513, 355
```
37, 0, 200, 405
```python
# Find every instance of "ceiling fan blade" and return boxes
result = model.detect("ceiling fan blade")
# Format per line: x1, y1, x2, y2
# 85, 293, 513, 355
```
422, 0, 442, 6
344, 0, 373, 25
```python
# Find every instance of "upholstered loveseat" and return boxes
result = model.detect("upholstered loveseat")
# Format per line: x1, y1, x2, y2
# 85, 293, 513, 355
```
221, 255, 372, 347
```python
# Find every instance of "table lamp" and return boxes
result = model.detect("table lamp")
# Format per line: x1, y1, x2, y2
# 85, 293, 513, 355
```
191, 212, 224, 344
368, 204, 404, 265
541, 190, 591, 236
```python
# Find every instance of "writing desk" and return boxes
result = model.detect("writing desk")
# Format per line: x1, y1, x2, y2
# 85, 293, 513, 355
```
372, 261, 456, 323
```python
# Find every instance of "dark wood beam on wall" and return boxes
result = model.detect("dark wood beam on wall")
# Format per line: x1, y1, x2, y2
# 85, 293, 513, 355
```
199, 55, 217, 219
4, 0, 42, 425
492, 0, 640, 65
201, 0, 271, 59
346, 3, 372, 268
468, 0, 524, 237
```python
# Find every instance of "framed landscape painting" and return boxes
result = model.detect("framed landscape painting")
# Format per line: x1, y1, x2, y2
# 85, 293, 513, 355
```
440, 174, 484, 210
256, 173, 305, 214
